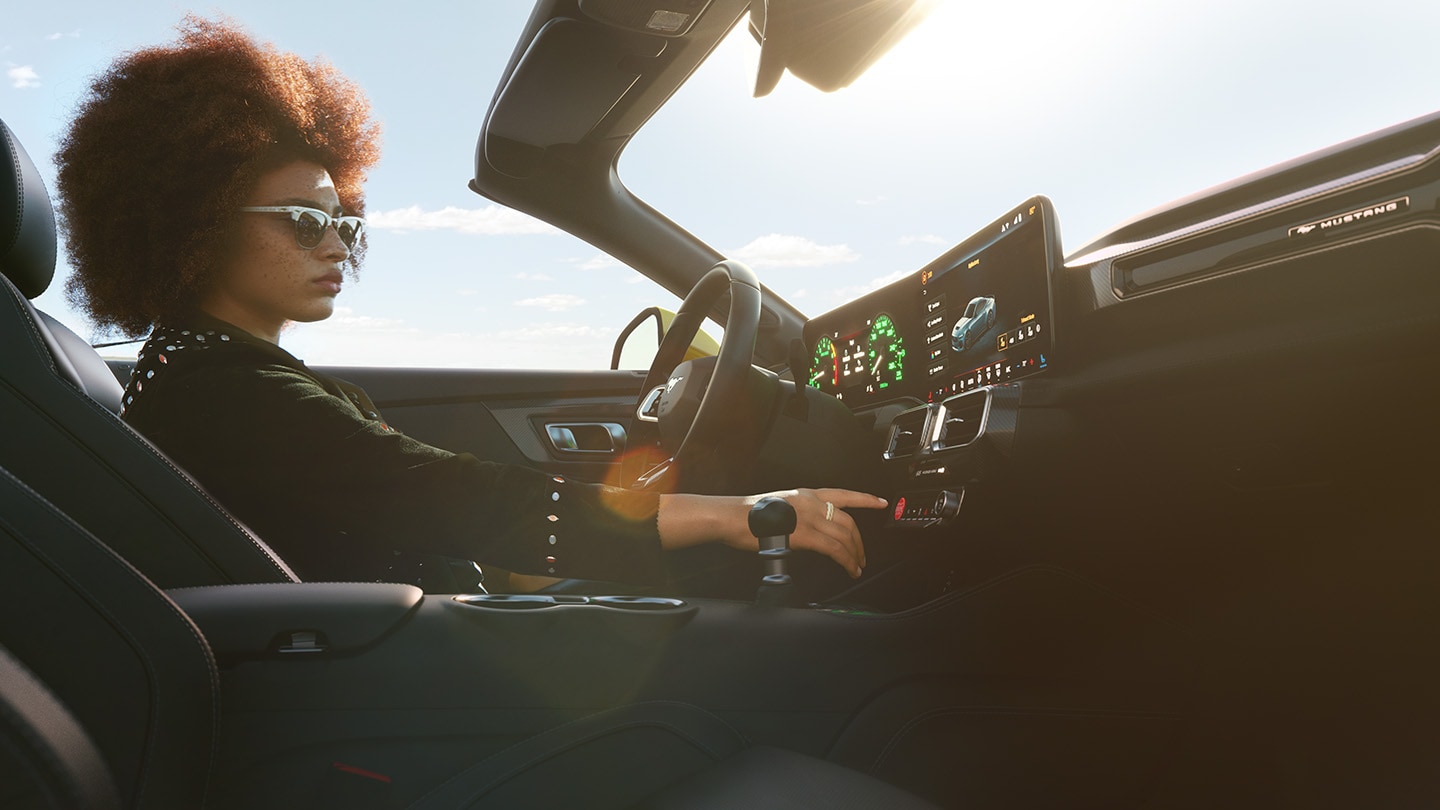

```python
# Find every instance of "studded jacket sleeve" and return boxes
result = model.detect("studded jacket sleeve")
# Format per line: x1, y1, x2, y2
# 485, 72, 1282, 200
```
120, 319, 664, 585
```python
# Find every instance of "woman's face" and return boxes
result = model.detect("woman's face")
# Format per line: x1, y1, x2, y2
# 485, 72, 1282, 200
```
201, 160, 351, 343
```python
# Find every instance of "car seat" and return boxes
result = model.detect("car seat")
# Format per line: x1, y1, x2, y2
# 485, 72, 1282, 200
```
0, 118, 297, 588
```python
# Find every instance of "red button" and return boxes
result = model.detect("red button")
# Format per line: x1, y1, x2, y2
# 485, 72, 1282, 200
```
894, 498, 906, 521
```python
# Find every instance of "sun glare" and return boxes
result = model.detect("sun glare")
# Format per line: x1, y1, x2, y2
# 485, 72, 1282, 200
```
708, 1, 1156, 132
851, 1, 1159, 118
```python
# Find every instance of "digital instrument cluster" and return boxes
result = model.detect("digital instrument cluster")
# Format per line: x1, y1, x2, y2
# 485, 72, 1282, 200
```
803, 197, 1061, 404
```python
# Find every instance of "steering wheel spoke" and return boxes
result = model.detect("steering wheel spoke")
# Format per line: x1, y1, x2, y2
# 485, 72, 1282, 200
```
632, 457, 675, 492
620, 260, 763, 494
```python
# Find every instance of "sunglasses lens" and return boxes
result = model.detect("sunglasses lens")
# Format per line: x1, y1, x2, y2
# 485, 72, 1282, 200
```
294, 210, 327, 249
336, 218, 362, 249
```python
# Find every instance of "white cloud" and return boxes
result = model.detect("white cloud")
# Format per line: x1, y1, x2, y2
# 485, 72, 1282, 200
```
856, 195, 890, 206
7, 66, 39, 89
899, 234, 946, 246
515, 293, 585, 312
46, 30, 80, 41
513, 271, 553, 281
367, 204, 559, 236
827, 270, 910, 305
727, 233, 859, 268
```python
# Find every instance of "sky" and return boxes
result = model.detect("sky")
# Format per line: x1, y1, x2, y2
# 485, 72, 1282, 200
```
6, 1, 1439, 369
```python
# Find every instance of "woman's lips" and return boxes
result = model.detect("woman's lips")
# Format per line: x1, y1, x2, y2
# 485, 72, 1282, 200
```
315, 273, 343, 294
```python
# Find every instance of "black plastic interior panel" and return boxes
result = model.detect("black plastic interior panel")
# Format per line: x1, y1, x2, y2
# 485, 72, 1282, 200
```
1051, 226, 1440, 424
1071, 109, 1440, 262
209, 567, 1184, 807
1109, 148, 1440, 297
168, 583, 423, 657
485, 17, 665, 175
308, 367, 647, 484
579, 0, 715, 36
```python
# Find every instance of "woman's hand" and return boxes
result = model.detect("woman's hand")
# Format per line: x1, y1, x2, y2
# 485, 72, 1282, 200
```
658, 489, 888, 579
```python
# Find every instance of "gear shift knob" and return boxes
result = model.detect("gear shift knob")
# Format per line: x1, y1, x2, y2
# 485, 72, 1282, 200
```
748, 496, 797, 538
748, 497, 795, 607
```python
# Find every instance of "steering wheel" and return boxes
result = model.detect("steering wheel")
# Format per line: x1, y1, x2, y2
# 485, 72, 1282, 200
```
622, 260, 762, 494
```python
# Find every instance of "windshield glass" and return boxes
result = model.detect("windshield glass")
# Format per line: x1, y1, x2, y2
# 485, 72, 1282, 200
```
622, 0, 1440, 318
8, 1, 1439, 368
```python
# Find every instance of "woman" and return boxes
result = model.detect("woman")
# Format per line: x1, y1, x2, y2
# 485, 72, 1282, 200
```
56, 17, 884, 588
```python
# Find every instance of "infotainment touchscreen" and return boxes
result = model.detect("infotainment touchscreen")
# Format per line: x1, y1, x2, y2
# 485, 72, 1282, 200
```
802, 196, 1061, 404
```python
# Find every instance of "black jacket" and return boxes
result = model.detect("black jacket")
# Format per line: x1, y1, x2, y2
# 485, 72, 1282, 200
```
121, 315, 664, 585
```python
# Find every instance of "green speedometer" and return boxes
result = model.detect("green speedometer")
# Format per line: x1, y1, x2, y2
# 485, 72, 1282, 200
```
865, 314, 905, 392
809, 335, 838, 391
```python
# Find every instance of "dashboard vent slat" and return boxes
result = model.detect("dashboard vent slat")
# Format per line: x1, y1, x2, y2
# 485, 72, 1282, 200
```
933, 390, 989, 451
884, 408, 930, 460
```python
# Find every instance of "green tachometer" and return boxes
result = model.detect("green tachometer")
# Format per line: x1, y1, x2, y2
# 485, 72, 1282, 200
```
866, 314, 905, 392
809, 335, 838, 391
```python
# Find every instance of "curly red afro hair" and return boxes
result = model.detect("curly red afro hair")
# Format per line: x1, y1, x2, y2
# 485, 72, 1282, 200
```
57, 16, 382, 336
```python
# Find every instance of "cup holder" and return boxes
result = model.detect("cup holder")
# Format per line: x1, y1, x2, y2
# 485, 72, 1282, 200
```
589, 596, 687, 611
453, 594, 688, 612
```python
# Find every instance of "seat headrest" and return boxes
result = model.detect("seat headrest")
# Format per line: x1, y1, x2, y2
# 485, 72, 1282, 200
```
0, 119, 58, 300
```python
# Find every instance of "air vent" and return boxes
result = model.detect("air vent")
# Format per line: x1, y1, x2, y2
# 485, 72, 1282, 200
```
932, 390, 989, 451
884, 407, 930, 460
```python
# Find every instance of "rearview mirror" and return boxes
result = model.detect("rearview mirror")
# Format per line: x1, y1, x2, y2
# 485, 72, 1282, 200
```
750, 0, 933, 96
611, 307, 721, 370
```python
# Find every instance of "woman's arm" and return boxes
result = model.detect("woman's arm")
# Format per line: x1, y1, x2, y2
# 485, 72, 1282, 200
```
658, 489, 887, 579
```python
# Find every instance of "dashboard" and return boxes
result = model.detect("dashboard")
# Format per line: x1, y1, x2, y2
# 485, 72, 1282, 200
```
801, 197, 1064, 527
803, 197, 1062, 407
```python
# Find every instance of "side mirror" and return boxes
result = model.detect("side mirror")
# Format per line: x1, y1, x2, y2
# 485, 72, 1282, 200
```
611, 306, 721, 370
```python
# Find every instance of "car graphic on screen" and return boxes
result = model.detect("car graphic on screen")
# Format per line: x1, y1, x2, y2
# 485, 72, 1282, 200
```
951, 295, 997, 354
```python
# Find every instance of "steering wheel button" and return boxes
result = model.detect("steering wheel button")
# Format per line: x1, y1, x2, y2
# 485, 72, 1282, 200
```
894, 498, 906, 521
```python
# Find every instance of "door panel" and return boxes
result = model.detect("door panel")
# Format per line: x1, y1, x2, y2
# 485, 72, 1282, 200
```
320, 366, 650, 485
107, 360, 651, 483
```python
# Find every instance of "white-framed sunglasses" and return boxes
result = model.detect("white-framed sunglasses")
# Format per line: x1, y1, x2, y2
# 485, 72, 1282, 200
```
240, 206, 366, 250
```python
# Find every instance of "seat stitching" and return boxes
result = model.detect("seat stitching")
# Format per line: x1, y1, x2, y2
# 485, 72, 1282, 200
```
0, 281, 295, 582
3, 132, 26, 252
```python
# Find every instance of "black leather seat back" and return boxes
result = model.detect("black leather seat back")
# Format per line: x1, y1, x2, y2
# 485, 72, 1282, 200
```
0, 465, 217, 809
0, 118, 297, 587
34, 308, 125, 413
0, 642, 122, 810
